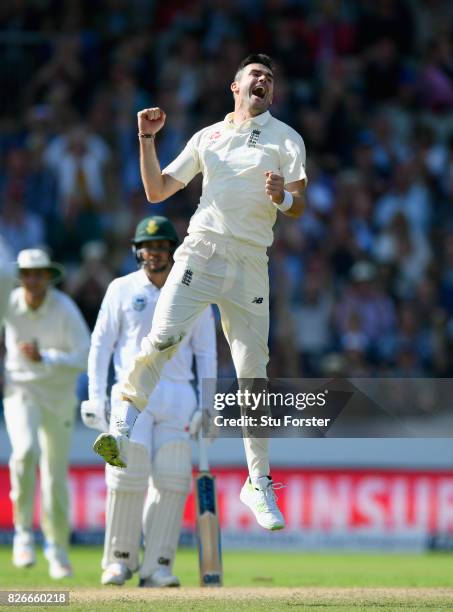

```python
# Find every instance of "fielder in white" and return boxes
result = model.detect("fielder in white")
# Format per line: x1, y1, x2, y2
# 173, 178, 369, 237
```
0, 236, 14, 325
83, 215, 216, 587
94, 53, 307, 530
2, 249, 90, 579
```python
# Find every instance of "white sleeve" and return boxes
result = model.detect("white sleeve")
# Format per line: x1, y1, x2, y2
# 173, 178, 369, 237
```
0, 246, 14, 328
40, 297, 90, 371
87, 282, 121, 401
162, 132, 201, 186
190, 306, 217, 409
280, 128, 307, 185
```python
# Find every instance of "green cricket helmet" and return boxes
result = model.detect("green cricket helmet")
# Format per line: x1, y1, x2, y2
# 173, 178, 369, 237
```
132, 215, 179, 246
131, 215, 179, 265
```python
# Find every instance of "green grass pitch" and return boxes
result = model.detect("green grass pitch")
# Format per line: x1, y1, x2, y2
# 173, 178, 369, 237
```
1, 546, 453, 611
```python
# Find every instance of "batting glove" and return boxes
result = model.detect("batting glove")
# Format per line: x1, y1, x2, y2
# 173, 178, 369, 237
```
189, 410, 202, 439
189, 409, 218, 441
81, 399, 110, 432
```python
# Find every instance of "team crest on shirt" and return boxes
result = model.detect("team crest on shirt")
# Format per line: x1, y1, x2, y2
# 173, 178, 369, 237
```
209, 131, 221, 141
132, 294, 147, 311
247, 129, 261, 147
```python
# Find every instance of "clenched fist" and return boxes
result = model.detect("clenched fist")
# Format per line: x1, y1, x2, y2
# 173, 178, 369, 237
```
18, 341, 42, 362
137, 107, 166, 135
265, 171, 285, 204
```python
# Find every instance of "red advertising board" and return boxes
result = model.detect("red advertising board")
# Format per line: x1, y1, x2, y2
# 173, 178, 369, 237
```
1, 466, 453, 546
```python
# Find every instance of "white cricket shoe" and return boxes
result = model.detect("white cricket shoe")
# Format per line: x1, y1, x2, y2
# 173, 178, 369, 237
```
93, 432, 129, 468
139, 568, 180, 588
12, 530, 35, 568
240, 476, 286, 531
44, 544, 72, 579
101, 562, 132, 585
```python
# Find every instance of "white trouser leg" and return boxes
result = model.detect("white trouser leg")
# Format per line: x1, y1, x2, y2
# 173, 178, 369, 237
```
38, 403, 75, 549
120, 260, 214, 411
139, 440, 192, 580
102, 442, 151, 572
3, 391, 40, 533
218, 300, 270, 480
242, 437, 270, 480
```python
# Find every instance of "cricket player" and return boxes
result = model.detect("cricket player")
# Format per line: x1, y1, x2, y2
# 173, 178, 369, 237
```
83, 215, 216, 586
0, 236, 14, 325
2, 249, 90, 579
94, 53, 307, 530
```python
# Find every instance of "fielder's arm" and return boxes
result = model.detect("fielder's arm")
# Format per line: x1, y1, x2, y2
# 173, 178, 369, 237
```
137, 107, 184, 203
40, 299, 90, 370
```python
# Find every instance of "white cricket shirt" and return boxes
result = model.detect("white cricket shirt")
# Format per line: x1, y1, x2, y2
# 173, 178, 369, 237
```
163, 110, 307, 248
3, 287, 90, 401
88, 268, 216, 401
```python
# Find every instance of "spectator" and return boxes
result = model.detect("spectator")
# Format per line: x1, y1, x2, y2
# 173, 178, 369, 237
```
421, 36, 453, 113
374, 162, 431, 234
290, 258, 334, 375
65, 241, 115, 330
374, 212, 432, 299
43, 126, 112, 260
334, 261, 397, 357
0, 197, 45, 256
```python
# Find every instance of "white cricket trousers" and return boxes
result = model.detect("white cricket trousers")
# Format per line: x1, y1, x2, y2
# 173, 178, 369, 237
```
3, 387, 75, 548
121, 232, 271, 479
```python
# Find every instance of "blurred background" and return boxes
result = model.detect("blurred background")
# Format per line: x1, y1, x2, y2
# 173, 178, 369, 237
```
1, 0, 453, 551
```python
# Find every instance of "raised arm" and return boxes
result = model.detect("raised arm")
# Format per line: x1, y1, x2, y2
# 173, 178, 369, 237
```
137, 107, 184, 203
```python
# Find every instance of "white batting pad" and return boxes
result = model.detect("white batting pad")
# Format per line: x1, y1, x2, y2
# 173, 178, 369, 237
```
139, 440, 191, 579
102, 443, 150, 571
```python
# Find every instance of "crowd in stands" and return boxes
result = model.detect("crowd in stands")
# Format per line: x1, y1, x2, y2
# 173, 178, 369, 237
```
1, 0, 453, 380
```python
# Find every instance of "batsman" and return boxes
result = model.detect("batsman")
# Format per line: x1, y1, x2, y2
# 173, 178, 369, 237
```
85, 215, 216, 586
94, 53, 307, 530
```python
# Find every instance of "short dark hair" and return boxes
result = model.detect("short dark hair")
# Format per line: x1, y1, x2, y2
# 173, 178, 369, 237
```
235, 54, 275, 80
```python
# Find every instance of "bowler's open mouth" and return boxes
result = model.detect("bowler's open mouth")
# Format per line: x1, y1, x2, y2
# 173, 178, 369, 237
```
251, 85, 266, 99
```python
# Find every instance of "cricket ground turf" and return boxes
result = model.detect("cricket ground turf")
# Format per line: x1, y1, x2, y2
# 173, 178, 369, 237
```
1, 546, 453, 611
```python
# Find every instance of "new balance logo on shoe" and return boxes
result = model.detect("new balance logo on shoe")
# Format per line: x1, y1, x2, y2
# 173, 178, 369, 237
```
252, 297, 263, 304
182, 268, 193, 286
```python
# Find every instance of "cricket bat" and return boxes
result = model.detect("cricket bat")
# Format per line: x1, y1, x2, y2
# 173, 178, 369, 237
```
195, 430, 223, 587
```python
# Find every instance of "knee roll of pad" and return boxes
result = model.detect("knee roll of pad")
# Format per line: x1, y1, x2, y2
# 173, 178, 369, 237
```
152, 440, 191, 494
106, 443, 150, 492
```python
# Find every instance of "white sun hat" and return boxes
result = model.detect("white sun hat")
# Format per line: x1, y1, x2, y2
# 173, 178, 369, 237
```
16, 249, 64, 283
